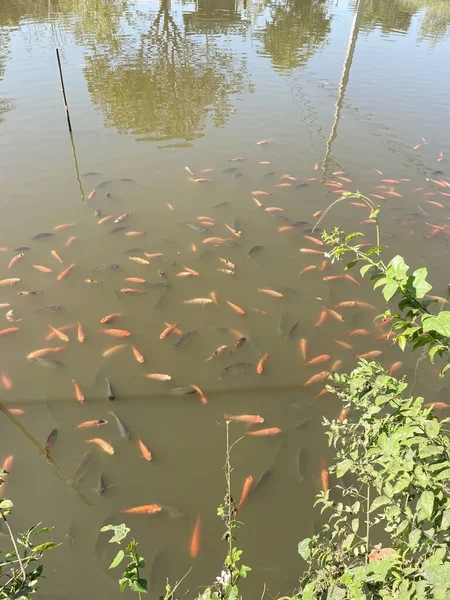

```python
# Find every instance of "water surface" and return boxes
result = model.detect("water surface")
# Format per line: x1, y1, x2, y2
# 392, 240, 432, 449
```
0, 0, 450, 597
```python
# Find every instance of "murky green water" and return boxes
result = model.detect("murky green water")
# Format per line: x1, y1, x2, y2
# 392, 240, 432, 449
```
0, 0, 450, 597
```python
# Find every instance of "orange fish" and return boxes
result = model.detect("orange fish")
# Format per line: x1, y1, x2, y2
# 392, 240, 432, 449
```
326, 308, 344, 322
425, 200, 445, 208
45, 323, 74, 341
184, 298, 213, 305
102, 344, 127, 357
258, 288, 283, 298
53, 222, 75, 231
32, 265, 53, 274
253, 197, 263, 207
206, 345, 228, 361
1, 373, 12, 390
98, 215, 113, 225
251, 190, 271, 196
276, 183, 293, 188
299, 338, 307, 361
50, 250, 64, 264
423, 401, 450, 410
265, 207, 285, 213
299, 265, 316, 275
126, 231, 146, 237
124, 277, 146, 284
225, 223, 241, 237
144, 253, 164, 260
257, 353, 269, 374
57, 263, 75, 281
313, 209, 324, 217
336, 301, 376, 309
159, 321, 178, 339
319, 260, 329, 272
190, 515, 201, 558
331, 360, 342, 372
381, 179, 399, 184
389, 361, 402, 375
66, 235, 76, 247
334, 339, 353, 350
256, 139, 272, 145
323, 275, 343, 281
77, 322, 85, 343
101, 313, 122, 324
0, 278, 21, 286
0, 327, 19, 336
305, 354, 330, 366
85, 438, 114, 455
142, 373, 171, 381
226, 300, 245, 315
48, 325, 69, 342
356, 350, 382, 360
87, 189, 96, 200
73, 419, 108, 429
190, 384, 208, 404
8, 253, 24, 270
344, 274, 360, 286
304, 235, 323, 246
120, 505, 162, 515
72, 379, 85, 403
8, 408, 25, 416
237, 475, 253, 510
137, 437, 152, 461
129, 257, 149, 265
210, 292, 218, 305
348, 328, 370, 337
132, 345, 145, 363
320, 466, 329, 492
300, 248, 324, 255
302, 371, 329, 387
100, 329, 131, 338
245, 427, 281, 437
339, 407, 351, 422
223, 413, 264, 424
314, 310, 328, 327
202, 237, 231, 245
114, 212, 133, 224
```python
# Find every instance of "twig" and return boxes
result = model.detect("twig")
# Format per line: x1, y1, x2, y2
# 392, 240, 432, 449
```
0, 510, 26, 582
56, 48, 72, 132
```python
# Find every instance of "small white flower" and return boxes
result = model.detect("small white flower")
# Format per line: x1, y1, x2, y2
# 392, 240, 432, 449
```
215, 570, 231, 586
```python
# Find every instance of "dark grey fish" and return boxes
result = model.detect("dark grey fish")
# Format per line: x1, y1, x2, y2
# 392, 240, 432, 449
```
213, 201, 229, 209
94, 209, 102, 217
304, 228, 323, 235
263, 171, 276, 177
154, 295, 169, 310
297, 448, 306, 483
163, 506, 184, 518
29, 357, 63, 368
285, 320, 299, 340
97, 473, 107, 495
82, 172, 100, 177
252, 468, 272, 493
98, 180, 112, 188
173, 331, 196, 347
36, 305, 62, 312
220, 363, 252, 379
169, 386, 197, 395
278, 311, 293, 336
110, 226, 128, 234
32, 232, 55, 240
233, 218, 243, 232
292, 221, 311, 228
93, 264, 120, 271
108, 411, 131, 440
248, 245, 263, 257
124, 248, 144, 255
431, 170, 444, 177
296, 183, 309, 188
182, 222, 210, 233
233, 172, 243, 178
294, 417, 311, 430
105, 378, 115, 401
106, 192, 112, 198
144, 282, 170, 290
276, 286, 300, 296
14, 246, 31, 251
120, 178, 135, 183
159, 238, 177, 245
222, 167, 239, 173
71, 451, 93, 483
45, 428, 58, 456
274, 215, 291, 222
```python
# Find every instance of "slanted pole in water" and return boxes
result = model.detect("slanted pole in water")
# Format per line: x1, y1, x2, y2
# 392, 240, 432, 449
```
55, 49, 85, 201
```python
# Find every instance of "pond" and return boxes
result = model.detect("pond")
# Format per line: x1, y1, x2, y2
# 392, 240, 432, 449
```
0, 0, 449, 597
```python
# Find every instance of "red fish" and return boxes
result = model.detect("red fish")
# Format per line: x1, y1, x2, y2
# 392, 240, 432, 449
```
356, 350, 382, 359
100, 329, 131, 338
120, 505, 162, 515
304, 354, 330, 366
138, 437, 152, 461
245, 427, 281, 437
190, 515, 201, 557
302, 371, 329, 387
299, 338, 307, 361
237, 476, 253, 510
257, 353, 269, 374
57, 263, 75, 281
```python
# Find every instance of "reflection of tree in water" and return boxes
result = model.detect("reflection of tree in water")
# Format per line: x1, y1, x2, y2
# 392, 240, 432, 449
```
0, 31, 14, 124
0, 0, 131, 54
256, 0, 332, 71
349, 0, 450, 42
84, 0, 253, 145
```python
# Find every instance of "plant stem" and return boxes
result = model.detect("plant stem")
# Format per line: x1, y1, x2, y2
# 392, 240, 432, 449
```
0, 510, 26, 582
225, 421, 233, 566
365, 485, 370, 565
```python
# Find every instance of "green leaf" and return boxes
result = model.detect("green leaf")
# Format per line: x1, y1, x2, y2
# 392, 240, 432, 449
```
100, 523, 130, 544
351, 518, 359, 533
0, 499, 13, 510
130, 578, 148, 593
336, 459, 353, 478
369, 496, 391, 513
408, 529, 421, 548
360, 264, 372, 278
422, 312, 450, 337
388, 255, 409, 281
411, 267, 432, 298
382, 281, 398, 302
300, 582, 315, 600
425, 419, 440, 438
423, 563, 450, 587
109, 550, 125, 570
441, 510, 450, 531
298, 538, 311, 561
417, 490, 434, 521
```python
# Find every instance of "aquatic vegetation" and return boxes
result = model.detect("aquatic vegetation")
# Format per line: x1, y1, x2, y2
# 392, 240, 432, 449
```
297, 361, 450, 599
